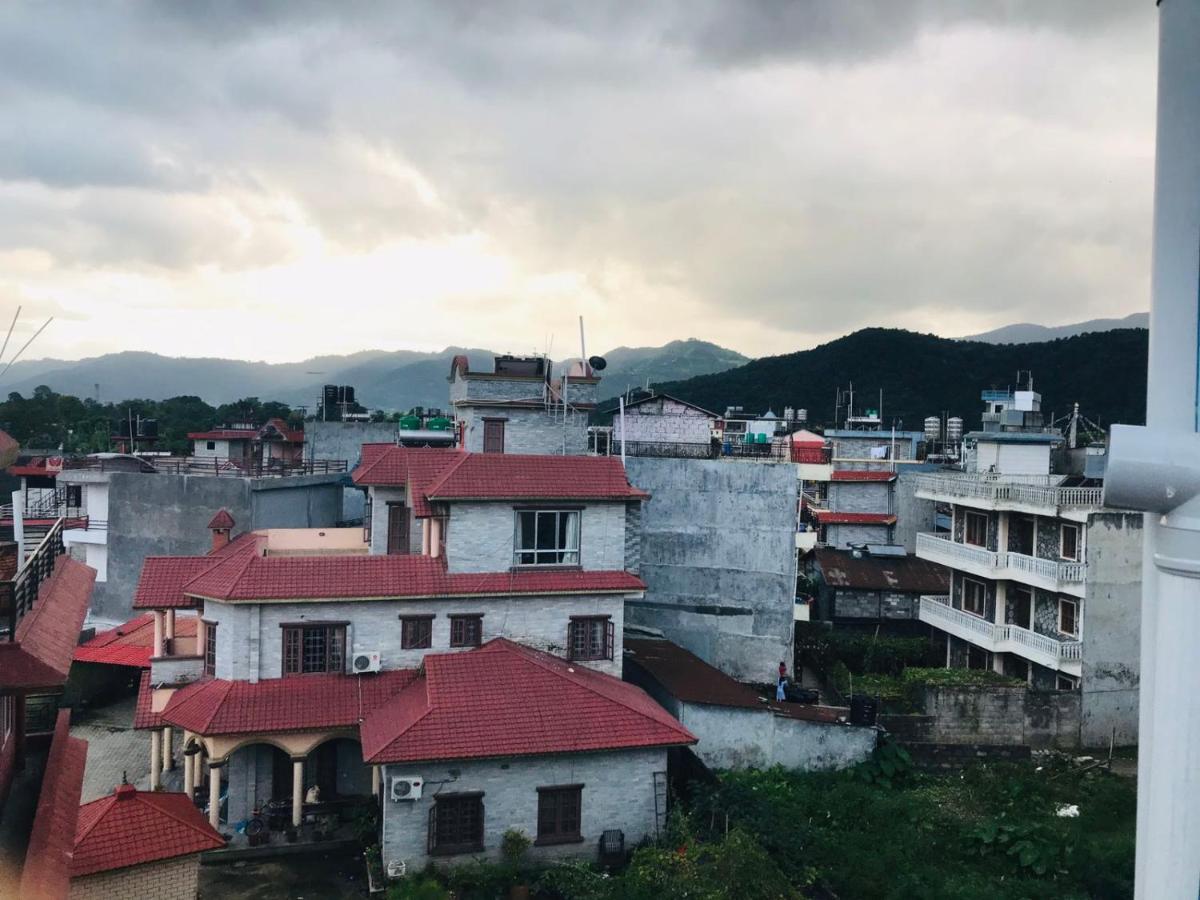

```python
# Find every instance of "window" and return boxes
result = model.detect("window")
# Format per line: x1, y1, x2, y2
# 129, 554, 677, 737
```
449, 615, 483, 648
482, 419, 505, 454
1058, 598, 1079, 637
1057, 675, 1078, 691
568, 617, 613, 661
363, 493, 373, 545
964, 511, 988, 547
65, 484, 83, 508
515, 510, 580, 567
537, 785, 583, 844
387, 503, 410, 555
401, 615, 434, 650
203, 621, 217, 676
962, 578, 986, 617
429, 794, 484, 855
1060, 524, 1080, 562
282, 624, 346, 675
206, 440, 216, 451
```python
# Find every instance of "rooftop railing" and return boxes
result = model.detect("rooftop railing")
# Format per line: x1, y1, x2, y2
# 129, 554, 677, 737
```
61, 456, 348, 477
2, 517, 66, 641
913, 472, 1104, 510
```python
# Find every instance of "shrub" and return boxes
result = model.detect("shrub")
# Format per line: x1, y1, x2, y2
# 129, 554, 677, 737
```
501, 827, 531, 866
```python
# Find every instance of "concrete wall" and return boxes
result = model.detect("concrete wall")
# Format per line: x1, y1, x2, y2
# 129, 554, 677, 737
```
828, 481, 891, 514
912, 685, 1081, 750
824, 522, 893, 550
367, 486, 424, 556
381, 748, 665, 871
90, 473, 343, 621
458, 406, 589, 456
442, 501, 627, 574
204, 592, 627, 681
1080, 511, 1143, 746
894, 473, 937, 554
614, 399, 713, 445
675, 702, 875, 771
305, 421, 398, 519
70, 854, 201, 900
624, 458, 796, 682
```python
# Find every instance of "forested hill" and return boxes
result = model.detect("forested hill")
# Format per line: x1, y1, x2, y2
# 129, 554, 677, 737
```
652, 328, 1148, 430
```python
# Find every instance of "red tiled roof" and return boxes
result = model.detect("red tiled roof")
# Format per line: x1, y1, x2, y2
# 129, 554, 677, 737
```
812, 511, 897, 526
161, 669, 417, 736
20, 710, 87, 900
0, 558, 95, 691
362, 639, 695, 765
350, 444, 463, 495
132, 557, 221, 610
830, 470, 897, 482
187, 429, 256, 441
74, 614, 198, 669
182, 553, 645, 602
134, 671, 164, 730
207, 508, 236, 530
72, 786, 224, 877
425, 453, 649, 502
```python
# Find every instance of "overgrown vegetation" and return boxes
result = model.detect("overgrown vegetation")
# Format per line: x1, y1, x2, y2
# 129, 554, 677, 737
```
385, 749, 1135, 900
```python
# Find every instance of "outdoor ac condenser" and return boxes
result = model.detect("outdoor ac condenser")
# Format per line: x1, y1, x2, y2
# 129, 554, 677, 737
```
390, 776, 423, 801
352, 651, 382, 673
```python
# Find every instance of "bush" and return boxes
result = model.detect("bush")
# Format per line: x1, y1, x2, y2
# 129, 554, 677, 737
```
386, 876, 450, 900
795, 623, 939, 678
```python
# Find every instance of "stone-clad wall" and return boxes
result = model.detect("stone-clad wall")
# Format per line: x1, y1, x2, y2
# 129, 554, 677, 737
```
828, 481, 891, 514
825, 522, 893, 549
458, 406, 590, 456
381, 749, 665, 871
69, 855, 201, 900
917, 685, 1081, 750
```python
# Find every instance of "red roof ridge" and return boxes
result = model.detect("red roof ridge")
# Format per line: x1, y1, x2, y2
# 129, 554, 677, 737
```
418, 451, 471, 499
165, 678, 235, 734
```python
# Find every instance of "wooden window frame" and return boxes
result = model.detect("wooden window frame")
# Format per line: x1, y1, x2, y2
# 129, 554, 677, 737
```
961, 577, 987, 618
964, 510, 988, 548
513, 509, 581, 568
386, 502, 411, 556
482, 417, 506, 454
400, 615, 435, 650
1060, 523, 1081, 562
536, 784, 583, 845
203, 620, 217, 676
1058, 597, 1079, 637
363, 492, 373, 545
449, 614, 483, 648
429, 792, 485, 856
567, 616, 613, 662
281, 623, 347, 676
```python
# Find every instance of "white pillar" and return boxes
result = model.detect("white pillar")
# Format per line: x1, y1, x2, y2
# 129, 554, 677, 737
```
165, 609, 175, 643
371, 765, 381, 797
152, 611, 164, 658
149, 730, 162, 790
162, 726, 173, 771
208, 762, 222, 830
422, 522, 431, 556
183, 748, 194, 798
430, 518, 442, 558
292, 758, 304, 828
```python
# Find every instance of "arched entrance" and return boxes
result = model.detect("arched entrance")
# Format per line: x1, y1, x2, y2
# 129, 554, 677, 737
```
305, 737, 370, 802
224, 740, 295, 825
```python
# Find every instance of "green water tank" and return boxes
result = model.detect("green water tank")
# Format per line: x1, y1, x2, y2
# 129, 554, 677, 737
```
426, 417, 452, 431
398, 415, 421, 430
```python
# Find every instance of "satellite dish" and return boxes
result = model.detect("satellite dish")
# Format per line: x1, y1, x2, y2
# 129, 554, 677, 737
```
588, 355, 608, 371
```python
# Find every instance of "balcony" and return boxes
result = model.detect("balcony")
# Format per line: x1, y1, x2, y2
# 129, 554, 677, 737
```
795, 530, 818, 552
913, 473, 1103, 518
916, 533, 1085, 597
150, 653, 205, 687
919, 594, 1081, 675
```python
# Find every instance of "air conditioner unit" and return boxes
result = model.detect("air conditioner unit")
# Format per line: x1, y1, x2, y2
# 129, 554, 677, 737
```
386, 859, 407, 879
352, 651, 382, 674
390, 776, 423, 802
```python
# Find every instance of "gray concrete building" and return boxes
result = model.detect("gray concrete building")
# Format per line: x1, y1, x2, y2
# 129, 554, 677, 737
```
624, 457, 797, 682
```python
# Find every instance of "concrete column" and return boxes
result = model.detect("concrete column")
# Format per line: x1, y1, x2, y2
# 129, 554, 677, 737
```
430, 518, 442, 558
183, 748, 194, 798
150, 730, 162, 790
208, 762, 223, 829
152, 611, 165, 658
371, 765, 381, 797
421, 522, 431, 556
292, 758, 304, 828
162, 726, 174, 771
165, 609, 176, 643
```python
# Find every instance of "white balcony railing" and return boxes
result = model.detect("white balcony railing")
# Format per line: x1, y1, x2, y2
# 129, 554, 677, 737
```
913, 473, 1104, 512
916, 533, 1085, 594
918, 595, 1082, 673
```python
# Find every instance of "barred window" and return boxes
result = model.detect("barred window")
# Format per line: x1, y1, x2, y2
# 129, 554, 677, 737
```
429, 794, 484, 855
449, 615, 483, 648
401, 616, 434, 650
567, 617, 613, 661
282, 624, 346, 675
537, 785, 582, 844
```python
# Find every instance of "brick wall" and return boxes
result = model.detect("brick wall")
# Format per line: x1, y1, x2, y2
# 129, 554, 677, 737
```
381, 748, 666, 871
458, 407, 590, 456
828, 481, 891, 515
916, 685, 1081, 750
825, 522, 893, 549
70, 854, 201, 900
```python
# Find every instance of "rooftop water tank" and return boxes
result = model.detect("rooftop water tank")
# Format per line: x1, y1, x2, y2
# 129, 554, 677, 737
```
924, 416, 941, 441
947, 417, 964, 441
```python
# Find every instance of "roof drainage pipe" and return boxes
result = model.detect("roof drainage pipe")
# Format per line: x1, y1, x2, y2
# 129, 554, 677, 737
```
1104, 2, 1200, 896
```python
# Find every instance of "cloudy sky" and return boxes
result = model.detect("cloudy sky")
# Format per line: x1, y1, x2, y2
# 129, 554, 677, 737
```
0, 1, 1157, 364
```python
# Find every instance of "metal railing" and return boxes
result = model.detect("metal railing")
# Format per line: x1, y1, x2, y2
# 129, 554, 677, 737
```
2, 518, 66, 641
612, 438, 795, 463
913, 473, 1104, 510
918, 594, 1082, 667
916, 533, 1086, 585
61, 456, 348, 477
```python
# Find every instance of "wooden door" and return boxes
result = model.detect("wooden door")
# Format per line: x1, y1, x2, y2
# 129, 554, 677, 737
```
386, 503, 410, 555
482, 419, 505, 454
1010, 588, 1033, 630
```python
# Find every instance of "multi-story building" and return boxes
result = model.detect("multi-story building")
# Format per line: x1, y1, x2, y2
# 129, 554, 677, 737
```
188, 418, 306, 469
131, 447, 690, 870
610, 392, 718, 457
812, 471, 899, 549
912, 387, 1142, 744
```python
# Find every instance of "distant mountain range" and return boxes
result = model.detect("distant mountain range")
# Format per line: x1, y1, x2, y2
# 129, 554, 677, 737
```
654, 327, 1149, 429
0, 339, 748, 411
961, 313, 1148, 344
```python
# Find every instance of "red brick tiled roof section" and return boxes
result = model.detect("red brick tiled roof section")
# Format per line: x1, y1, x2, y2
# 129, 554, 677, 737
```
132, 557, 220, 609
361, 639, 695, 765
71, 786, 225, 878
830, 470, 897, 482
811, 511, 897, 526
187, 430, 257, 441
182, 553, 645, 602
813, 547, 950, 594
207, 508, 236, 530
161, 669, 417, 736
133, 671, 165, 730
75, 614, 198, 669
425, 453, 649, 502
350, 445, 463, 494
20, 710, 87, 900
8, 557, 95, 683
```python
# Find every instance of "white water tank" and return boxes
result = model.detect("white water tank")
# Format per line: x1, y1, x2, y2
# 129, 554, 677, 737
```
924, 416, 941, 441
947, 417, 964, 441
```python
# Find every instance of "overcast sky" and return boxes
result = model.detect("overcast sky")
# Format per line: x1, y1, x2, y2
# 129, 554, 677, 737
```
0, 1, 1156, 364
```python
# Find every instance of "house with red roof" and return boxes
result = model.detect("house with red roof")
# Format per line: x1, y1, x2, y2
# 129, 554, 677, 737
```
188, 417, 305, 469
812, 469, 901, 549
130, 448, 657, 849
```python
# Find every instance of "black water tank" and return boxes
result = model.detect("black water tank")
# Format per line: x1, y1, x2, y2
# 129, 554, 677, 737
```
849, 694, 878, 727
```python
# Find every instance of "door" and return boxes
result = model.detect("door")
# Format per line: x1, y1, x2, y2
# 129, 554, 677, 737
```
1011, 516, 1035, 555
1010, 587, 1033, 630
386, 503, 410, 555
482, 419, 505, 454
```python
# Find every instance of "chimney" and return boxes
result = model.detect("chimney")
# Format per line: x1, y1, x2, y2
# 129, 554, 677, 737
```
115, 783, 137, 801
0, 541, 18, 582
206, 509, 235, 553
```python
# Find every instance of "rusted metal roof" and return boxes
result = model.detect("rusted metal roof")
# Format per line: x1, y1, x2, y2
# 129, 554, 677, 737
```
814, 547, 950, 594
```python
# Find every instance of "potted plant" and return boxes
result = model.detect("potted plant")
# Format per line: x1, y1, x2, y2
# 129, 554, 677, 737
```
501, 828, 532, 900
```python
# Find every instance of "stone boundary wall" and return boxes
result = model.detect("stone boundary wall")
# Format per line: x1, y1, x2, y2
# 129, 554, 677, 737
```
880, 685, 1080, 750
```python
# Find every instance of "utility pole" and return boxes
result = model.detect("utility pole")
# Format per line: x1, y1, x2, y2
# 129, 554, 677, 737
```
1104, 3, 1200, 896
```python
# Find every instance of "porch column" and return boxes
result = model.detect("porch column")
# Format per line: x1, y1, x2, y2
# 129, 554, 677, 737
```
208, 761, 223, 829
162, 726, 174, 771
292, 758, 304, 828
421, 521, 431, 556
150, 730, 162, 790
183, 746, 194, 798
165, 609, 176, 645
371, 764, 381, 797
152, 610, 165, 658
430, 518, 442, 558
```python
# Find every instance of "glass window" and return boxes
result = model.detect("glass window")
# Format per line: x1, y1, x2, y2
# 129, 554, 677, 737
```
282, 625, 346, 675
1059, 598, 1078, 636
1060, 524, 1080, 561
537, 785, 583, 844
962, 578, 986, 617
203, 622, 217, 676
964, 511, 988, 547
449, 615, 483, 648
515, 510, 580, 566
401, 616, 434, 650
568, 617, 612, 661
430, 794, 484, 855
